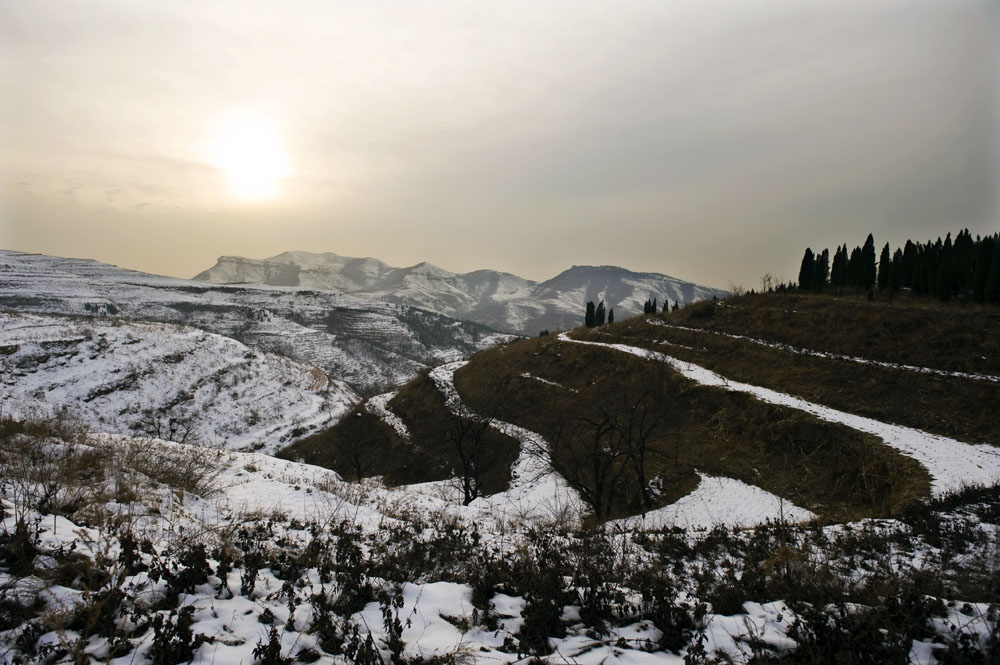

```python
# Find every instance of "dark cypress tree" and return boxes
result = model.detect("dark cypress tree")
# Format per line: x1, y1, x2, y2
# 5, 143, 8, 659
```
830, 245, 847, 288
662, 300, 669, 313
861, 234, 877, 290
902, 240, 917, 289
877, 243, 892, 290
973, 236, 995, 303
672, 301, 680, 311
848, 246, 863, 288
651, 298, 658, 314
913, 243, 930, 295
608, 308, 614, 324
797, 248, 815, 291
935, 234, 954, 301
585, 301, 596, 328
812, 248, 830, 292
595, 301, 606, 326
643, 299, 652, 314
953, 229, 975, 296
890, 248, 903, 292
986, 241, 1000, 304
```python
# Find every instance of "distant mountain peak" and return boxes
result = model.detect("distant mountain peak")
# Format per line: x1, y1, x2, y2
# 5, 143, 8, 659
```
195, 251, 728, 334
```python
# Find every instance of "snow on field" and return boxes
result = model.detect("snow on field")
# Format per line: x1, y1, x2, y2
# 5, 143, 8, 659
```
647, 319, 1000, 383
519, 372, 578, 392
0, 312, 357, 453
3, 425, 997, 664
0, 433, 716, 664
429, 362, 587, 527
561, 333, 1000, 496
610, 473, 816, 531
364, 391, 411, 440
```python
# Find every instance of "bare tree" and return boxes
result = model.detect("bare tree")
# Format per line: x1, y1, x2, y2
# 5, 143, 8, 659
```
443, 404, 495, 505
524, 349, 677, 521
546, 413, 630, 522
137, 405, 196, 444
612, 387, 663, 513
339, 416, 380, 481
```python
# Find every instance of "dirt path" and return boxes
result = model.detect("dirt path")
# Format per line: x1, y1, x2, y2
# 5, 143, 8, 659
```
308, 367, 328, 390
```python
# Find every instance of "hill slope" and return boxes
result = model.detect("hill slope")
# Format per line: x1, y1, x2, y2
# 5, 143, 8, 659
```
5, 423, 997, 664
0, 312, 357, 452
0, 250, 510, 393
286, 293, 1000, 524
194, 250, 728, 334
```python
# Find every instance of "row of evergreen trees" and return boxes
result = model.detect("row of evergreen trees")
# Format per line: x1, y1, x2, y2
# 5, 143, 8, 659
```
584, 297, 684, 328
643, 298, 681, 314
797, 229, 1000, 303
584, 300, 613, 328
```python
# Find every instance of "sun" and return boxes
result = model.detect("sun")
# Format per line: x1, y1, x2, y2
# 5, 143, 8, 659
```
210, 111, 288, 200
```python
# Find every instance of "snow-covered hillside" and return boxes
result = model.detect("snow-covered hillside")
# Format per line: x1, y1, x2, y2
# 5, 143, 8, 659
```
0, 312, 357, 453
0, 250, 511, 392
2, 427, 996, 664
194, 251, 728, 335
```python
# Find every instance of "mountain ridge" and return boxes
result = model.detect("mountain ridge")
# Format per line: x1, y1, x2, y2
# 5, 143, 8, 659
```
194, 251, 728, 334
0, 249, 510, 394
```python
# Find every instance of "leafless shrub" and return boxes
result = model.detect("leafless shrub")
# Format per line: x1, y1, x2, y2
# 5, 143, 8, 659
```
109, 437, 226, 499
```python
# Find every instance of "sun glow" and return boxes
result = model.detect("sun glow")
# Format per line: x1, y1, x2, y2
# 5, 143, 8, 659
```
210, 111, 288, 200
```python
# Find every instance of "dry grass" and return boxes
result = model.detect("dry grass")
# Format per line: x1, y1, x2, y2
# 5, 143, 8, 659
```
280, 293, 980, 523
0, 417, 226, 529
674, 292, 1000, 376
608, 296, 1000, 447
281, 408, 416, 482
281, 374, 520, 494
455, 336, 930, 522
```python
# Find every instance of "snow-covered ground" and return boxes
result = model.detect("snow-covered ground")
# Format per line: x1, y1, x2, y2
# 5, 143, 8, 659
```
2, 249, 998, 663
0, 249, 512, 392
364, 391, 411, 440
0, 312, 357, 453
560, 333, 1000, 496
519, 372, 578, 392
609, 473, 816, 532
2, 430, 996, 665
428, 361, 587, 527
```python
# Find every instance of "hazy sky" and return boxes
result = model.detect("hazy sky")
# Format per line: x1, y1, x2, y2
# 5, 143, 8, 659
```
1, 0, 997, 289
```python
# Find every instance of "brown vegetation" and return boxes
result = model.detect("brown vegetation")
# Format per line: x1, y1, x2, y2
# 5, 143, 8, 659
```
455, 336, 929, 522
608, 295, 1000, 447
281, 374, 520, 495
673, 293, 1000, 376
283, 292, 995, 523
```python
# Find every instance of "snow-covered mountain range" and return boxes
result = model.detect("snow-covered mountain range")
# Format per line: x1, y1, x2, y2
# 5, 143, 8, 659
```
194, 251, 728, 335
0, 250, 510, 393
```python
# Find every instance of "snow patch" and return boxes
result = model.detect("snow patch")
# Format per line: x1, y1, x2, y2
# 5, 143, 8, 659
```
610, 473, 816, 531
